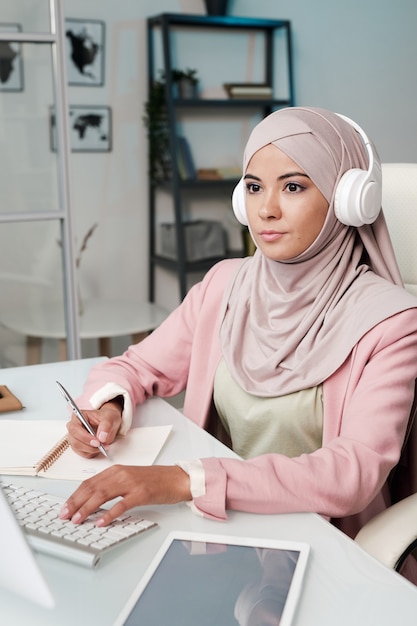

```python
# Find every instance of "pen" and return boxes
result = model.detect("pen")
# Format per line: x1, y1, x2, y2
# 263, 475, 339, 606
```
56, 380, 109, 458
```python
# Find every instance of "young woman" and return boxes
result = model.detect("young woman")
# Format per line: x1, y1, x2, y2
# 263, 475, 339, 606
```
60, 107, 417, 545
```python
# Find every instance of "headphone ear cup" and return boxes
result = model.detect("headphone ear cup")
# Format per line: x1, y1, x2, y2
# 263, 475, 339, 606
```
334, 168, 381, 227
232, 178, 248, 226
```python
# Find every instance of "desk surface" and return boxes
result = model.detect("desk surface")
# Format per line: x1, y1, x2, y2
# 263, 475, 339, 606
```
1, 358, 417, 625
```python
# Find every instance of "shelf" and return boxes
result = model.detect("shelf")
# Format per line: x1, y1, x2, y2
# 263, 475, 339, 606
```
173, 98, 292, 109
148, 13, 291, 31
158, 178, 239, 190
147, 13, 294, 301
153, 252, 242, 274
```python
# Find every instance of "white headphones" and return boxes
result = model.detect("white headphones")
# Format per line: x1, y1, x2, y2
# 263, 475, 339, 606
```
232, 113, 382, 228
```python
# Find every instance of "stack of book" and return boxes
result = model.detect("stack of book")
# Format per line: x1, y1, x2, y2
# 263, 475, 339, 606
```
197, 166, 241, 180
223, 82, 273, 99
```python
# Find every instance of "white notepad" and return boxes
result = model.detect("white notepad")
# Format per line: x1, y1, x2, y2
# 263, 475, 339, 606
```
0, 420, 172, 480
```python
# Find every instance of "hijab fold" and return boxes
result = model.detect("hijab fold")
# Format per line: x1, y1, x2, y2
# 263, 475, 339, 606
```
220, 107, 417, 396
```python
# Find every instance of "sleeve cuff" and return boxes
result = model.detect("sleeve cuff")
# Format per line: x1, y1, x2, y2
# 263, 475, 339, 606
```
176, 458, 206, 517
89, 382, 133, 435
176, 458, 206, 498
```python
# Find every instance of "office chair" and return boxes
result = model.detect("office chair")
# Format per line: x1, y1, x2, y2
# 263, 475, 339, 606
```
355, 493, 417, 572
379, 163, 417, 296
355, 163, 417, 572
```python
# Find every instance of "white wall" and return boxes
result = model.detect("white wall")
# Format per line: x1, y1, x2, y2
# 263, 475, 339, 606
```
235, 0, 417, 163
1, 0, 416, 364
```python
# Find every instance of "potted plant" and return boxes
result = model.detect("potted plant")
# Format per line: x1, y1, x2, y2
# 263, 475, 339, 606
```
171, 68, 199, 99
143, 69, 200, 186
142, 75, 171, 186
204, 0, 229, 14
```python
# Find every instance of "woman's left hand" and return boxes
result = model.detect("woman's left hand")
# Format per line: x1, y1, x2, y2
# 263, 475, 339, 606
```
59, 464, 191, 526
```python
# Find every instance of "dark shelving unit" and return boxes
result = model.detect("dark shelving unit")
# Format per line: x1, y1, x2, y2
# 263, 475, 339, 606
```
146, 13, 294, 301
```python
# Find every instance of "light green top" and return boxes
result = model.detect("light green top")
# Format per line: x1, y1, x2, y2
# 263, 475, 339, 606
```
213, 359, 323, 459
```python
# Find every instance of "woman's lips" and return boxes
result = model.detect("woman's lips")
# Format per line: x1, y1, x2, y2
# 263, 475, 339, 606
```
260, 231, 284, 242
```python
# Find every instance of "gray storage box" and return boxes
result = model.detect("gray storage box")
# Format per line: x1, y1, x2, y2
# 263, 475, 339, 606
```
160, 220, 227, 261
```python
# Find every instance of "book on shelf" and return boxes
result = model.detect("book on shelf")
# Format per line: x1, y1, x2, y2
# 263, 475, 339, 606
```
177, 136, 196, 180
0, 420, 172, 480
197, 166, 241, 181
223, 82, 273, 99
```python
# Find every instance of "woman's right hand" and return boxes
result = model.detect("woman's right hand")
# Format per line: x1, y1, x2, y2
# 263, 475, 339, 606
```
66, 399, 123, 458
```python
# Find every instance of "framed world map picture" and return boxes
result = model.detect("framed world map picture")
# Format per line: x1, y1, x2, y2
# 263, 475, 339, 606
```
50, 105, 112, 152
0, 23, 24, 92
65, 18, 105, 86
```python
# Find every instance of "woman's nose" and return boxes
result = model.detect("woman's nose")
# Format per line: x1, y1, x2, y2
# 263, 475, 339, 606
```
259, 192, 281, 219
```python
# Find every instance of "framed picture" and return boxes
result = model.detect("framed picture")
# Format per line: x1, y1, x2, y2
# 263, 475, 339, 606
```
50, 105, 112, 152
0, 23, 24, 91
65, 19, 105, 86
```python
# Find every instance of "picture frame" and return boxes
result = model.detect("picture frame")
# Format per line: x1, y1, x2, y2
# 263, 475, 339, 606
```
65, 19, 105, 86
0, 23, 24, 92
50, 105, 112, 152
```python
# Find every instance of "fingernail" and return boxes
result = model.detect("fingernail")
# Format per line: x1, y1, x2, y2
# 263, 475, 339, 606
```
98, 431, 108, 443
90, 439, 100, 447
96, 517, 105, 527
60, 506, 69, 519
71, 512, 81, 524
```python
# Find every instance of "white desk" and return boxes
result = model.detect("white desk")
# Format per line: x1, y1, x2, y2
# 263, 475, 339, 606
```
0, 296, 169, 364
1, 358, 417, 625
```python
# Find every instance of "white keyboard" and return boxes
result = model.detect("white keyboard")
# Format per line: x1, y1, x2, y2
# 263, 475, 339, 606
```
2, 481, 157, 568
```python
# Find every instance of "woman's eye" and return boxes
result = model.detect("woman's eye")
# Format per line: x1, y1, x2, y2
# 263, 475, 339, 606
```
286, 181, 303, 192
247, 182, 261, 193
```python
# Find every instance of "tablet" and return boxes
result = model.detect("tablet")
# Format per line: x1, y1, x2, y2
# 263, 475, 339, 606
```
114, 531, 310, 626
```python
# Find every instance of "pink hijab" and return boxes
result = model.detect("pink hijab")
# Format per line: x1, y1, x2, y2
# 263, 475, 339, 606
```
220, 107, 417, 396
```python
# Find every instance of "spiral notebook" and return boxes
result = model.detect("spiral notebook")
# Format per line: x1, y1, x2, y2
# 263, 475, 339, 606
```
0, 420, 172, 480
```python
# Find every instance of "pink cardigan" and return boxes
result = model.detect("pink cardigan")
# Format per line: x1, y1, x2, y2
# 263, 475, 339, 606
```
78, 259, 417, 538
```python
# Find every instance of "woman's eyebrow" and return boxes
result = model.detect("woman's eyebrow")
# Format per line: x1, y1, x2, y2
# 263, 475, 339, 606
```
278, 171, 310, 181
244, 171, 311, 181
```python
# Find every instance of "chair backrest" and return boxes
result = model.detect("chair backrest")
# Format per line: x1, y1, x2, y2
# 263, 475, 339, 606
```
356, 164, 417, 578
382, 164, 417, 499
381, 163, 417, 296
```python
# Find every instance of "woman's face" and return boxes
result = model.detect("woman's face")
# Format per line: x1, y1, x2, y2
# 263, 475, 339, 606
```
245, 144, 329, 261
